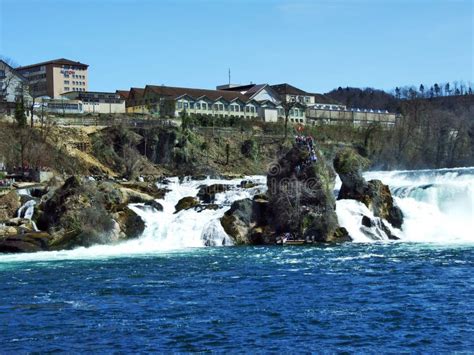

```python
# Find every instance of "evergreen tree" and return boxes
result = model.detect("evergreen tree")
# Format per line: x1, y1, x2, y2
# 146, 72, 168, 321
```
445, 83, 450, 96
419, 84, 425, 97
14, 99, 27, 127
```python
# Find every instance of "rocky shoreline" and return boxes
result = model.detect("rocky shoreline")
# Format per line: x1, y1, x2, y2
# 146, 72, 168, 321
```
0, 147, 403, 253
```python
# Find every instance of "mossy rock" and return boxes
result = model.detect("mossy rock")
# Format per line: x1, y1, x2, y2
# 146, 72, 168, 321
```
174, 196, 199, 213
333, 148, 370, 175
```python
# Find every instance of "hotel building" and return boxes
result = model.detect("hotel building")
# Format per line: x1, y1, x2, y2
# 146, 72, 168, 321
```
17, 58, 89, 98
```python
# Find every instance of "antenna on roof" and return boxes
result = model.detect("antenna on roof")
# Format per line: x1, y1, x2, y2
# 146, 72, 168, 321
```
228, 68, 231, 85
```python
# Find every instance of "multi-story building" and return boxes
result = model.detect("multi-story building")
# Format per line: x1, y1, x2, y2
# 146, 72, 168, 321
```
0, 60, 32, 114
16, 58, 89, 98
0, 60, 30, 102
61, 91, 125, 114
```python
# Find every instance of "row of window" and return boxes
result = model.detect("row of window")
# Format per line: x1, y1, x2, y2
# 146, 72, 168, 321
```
48, 103, 81, 110
290, 95, 311, 104
27, 73, 47, 81
290, 118, 305, 123
64, 80, 85, 86
72, 74, 85, 79
177, 101, 257, 113
64, 87, 86, 92
62, 65, 85, 71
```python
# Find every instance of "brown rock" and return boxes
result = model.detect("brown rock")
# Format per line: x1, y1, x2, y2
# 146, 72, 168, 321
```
0, 232, 51, 253
0, 191, 21, 221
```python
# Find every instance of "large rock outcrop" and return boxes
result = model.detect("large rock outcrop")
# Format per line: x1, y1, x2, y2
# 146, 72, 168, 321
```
334, 148, 403, 229
267, 146, 350, 243
33, 176, 146, 251
220, 196, 275, 245
220, 145, 351, 245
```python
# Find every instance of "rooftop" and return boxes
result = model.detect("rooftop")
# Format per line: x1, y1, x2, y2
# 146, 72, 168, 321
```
146, 85, 250, 102
17, 58, 89, 70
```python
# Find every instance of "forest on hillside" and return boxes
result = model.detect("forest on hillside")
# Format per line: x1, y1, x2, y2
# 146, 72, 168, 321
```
325, 84, 474, 169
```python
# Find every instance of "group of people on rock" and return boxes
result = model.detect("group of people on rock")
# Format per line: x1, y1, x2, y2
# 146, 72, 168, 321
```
294, 135, 318, 175
0, 178, 14, 187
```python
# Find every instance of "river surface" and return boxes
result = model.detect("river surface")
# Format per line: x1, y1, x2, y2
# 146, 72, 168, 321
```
1, 245, 473, 352
0, 167, 473, 352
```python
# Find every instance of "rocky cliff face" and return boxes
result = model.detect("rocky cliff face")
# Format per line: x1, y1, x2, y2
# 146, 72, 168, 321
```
267, 146, 350, 243
221, 145, 351, 244
334, 148, 404, 230
0, 177, 155, 253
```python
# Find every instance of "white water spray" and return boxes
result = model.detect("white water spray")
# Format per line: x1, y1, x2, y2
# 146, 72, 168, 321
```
336, 167, 474, 243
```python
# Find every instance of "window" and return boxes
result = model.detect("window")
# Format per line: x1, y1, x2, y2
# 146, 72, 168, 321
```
305, 96, 310, 103
230, 105, 234, 112
177, 102, 183, 109
196, 102, 201, 110
0, 70, 5, 78
64, 87, 70, 91
245, 106, 249, 113
202, 103, 207, 110
190, 102, 194, 109
64, 80, 69, 84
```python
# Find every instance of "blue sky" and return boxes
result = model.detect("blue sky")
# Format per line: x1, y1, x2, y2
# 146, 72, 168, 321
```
1, 0, 472, 93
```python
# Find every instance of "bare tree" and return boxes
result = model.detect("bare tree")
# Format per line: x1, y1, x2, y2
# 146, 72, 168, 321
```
280, 98, 298, 140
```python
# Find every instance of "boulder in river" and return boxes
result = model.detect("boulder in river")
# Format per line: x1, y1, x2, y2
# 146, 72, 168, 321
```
175, 196, 199, 213
0, 232, 52, 253
36, 176, 145, 251
267, 146, 345, 243
197, 184, 230, 203
333, 148, 404, 229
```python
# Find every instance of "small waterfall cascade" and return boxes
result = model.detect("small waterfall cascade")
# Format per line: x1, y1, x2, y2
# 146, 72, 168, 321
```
128, 176, 266, 251
16, 190, 39, 232
17, 200, 36, 220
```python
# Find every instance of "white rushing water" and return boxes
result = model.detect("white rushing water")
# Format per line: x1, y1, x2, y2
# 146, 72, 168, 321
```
0, 167, 473, 262
336, 167, 474, 244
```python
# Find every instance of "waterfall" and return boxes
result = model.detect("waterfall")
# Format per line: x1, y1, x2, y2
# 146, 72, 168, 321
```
336, 167, 474, 243
17, 200, 36, 220
0, 167, 472, 262
16, 198, 39, 232
126, 176, 266, 251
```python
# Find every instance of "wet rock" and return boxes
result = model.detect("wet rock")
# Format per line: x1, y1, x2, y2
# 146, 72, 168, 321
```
36, 176, 146, 251
220, 199, 253, 245
145, 200, 164, 212
194, 204, 219, 212
240, 180, 258, 189
0, 232, 51, 253
114, 207, 145, 240
267, 146, 342, 243
334, 148, 404, 229
119, 181, 169, 200
117, 187, 155, 204
175, 196, 199, 213
197, 184, 230, 203
361, 215, 373, 227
